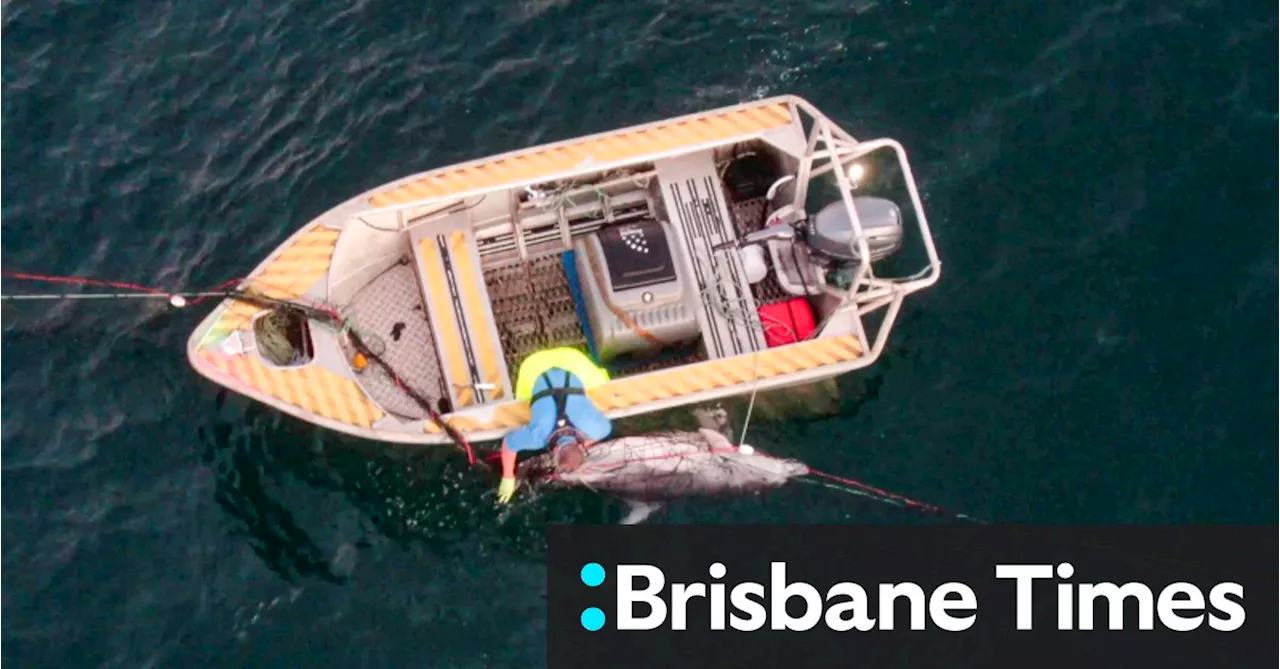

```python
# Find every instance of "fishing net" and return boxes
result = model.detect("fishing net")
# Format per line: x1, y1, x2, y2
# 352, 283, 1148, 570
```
226, 290, 481, 465
252, 308, 313, 365
521, 428, 809, 501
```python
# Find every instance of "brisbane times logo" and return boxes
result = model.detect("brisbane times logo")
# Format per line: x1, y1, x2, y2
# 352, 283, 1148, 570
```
572, 561, 1248, 633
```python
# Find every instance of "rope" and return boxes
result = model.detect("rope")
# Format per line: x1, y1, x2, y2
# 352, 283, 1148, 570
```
694, 256, 802, 447
2, 269, 483, 468
695, 217, 861, 450
0, 291, 229, 301
582, 241, 668, 347
222, 290, 482, 468
5, 263, 954, 512
1, 270, 245, 306
2, 270, 169, 294
527, 427, 978, 522
804, 468, 984, 522
557, 260, 973, 520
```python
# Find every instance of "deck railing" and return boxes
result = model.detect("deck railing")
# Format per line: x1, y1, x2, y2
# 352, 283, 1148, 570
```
784, 97, 942, 363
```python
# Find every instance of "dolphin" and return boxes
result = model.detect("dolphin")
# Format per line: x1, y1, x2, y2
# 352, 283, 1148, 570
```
519, 428, 810, 524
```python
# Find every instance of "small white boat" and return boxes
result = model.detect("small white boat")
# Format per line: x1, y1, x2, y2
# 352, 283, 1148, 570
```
186, 95, 941, 446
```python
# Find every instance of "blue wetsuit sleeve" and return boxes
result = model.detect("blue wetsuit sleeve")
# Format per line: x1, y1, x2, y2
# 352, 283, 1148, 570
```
564, 394, 612, 442
506, 421, 549, 453
506, 375, 558, 452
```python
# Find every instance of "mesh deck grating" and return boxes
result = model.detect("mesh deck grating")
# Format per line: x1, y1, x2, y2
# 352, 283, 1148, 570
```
730, 197, 769, 235
341, 259, 446, 419
483, 254, 709, 379
484, 255, 589, 377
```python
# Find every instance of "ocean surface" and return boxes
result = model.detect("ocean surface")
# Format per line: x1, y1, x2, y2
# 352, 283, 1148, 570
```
1, 0, 1276, 666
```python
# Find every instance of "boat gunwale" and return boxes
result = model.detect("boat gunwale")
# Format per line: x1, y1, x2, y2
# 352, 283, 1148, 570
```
189, 335, 874, 446
361, 94, 808, 213
186, 93, 938, 445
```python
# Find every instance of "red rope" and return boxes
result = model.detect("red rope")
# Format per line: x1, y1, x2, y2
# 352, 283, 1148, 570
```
1, 270, 168, 294
806, 468, 955, 516
2, 269, 480, 465
731, 444, 965, 517
388, 374, 476, 465
1, 270, 355, 327
187, 277, 245, 304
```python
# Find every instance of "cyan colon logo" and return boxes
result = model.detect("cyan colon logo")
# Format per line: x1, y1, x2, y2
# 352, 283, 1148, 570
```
580, 562, 607, 631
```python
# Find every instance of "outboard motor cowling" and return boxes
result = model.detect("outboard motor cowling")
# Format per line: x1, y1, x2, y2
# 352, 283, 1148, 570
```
806, 196, 904, 263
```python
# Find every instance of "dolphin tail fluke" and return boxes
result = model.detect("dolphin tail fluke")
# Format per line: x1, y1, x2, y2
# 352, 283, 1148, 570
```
619, 500, 664, 525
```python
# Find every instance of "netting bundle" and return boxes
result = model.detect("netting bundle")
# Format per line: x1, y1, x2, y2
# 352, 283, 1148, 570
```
520, 428, 809, 501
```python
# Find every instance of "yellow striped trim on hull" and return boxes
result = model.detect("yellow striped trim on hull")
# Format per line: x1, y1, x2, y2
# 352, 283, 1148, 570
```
370, 102, 794, 207
426, 334, 863, 434
201, 351, 384, 428
215, 225, 341, 332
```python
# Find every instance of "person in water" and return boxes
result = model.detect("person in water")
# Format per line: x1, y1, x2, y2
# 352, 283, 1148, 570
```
497, 347, 612, 504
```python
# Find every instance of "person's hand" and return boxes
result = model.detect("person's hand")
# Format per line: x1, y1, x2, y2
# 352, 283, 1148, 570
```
497, 477, 518, 504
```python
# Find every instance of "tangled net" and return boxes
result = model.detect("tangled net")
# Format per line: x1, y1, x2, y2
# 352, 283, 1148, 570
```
520, 428, 809, 501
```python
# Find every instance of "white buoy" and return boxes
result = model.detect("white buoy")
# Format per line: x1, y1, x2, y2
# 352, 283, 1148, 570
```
169, 295, 187, 308
738, 444, 755, 455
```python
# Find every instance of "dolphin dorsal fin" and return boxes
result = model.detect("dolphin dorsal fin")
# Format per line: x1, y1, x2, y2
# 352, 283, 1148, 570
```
698, 427, 733, 450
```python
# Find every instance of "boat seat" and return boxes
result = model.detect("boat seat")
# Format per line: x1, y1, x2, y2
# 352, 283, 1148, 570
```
410, 213, 512, 409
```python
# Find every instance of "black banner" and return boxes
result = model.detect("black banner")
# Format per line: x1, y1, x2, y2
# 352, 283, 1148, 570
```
547, 525, 1277, 668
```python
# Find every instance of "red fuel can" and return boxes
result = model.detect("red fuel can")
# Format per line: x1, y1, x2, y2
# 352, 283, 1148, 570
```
757, 298, 816, 347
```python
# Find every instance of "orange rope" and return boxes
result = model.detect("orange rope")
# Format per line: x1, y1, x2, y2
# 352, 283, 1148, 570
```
581, 242, 667, 347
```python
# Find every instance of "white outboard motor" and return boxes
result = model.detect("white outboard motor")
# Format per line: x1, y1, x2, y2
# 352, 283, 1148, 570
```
805, 196, 904, 264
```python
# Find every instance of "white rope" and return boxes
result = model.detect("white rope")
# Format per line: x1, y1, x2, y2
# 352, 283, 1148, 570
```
0, 290, 228, 305
694, 250, 809, 446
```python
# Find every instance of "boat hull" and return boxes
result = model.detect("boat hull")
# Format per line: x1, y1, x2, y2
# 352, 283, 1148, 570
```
187, 94, 937, 447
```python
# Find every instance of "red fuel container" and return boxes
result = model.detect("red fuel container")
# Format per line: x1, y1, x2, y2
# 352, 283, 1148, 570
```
757, 298, 816, 347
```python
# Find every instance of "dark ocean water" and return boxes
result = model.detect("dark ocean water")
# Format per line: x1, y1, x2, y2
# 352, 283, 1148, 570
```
1, 0, 1276, 666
